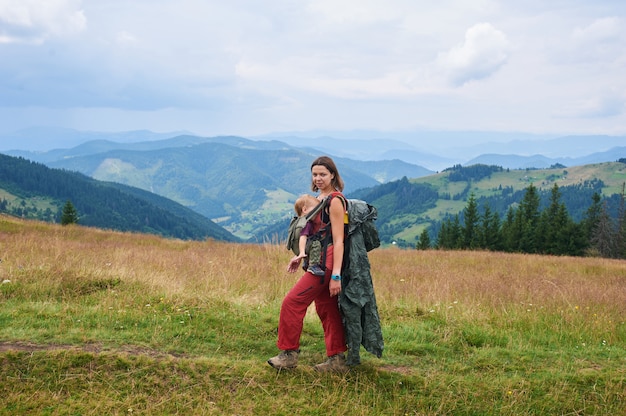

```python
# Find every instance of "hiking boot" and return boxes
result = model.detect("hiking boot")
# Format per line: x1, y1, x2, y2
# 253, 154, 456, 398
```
307, 264, 325, 277
314, 353, 349, 373
268, 350, 299, 369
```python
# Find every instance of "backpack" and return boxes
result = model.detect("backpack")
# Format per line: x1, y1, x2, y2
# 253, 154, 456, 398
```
286, 194, 380, 256
344, 198, 381, 252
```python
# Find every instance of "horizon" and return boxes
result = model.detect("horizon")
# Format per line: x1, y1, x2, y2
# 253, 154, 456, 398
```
1, 126, 624, 172
1, 125, 625, 154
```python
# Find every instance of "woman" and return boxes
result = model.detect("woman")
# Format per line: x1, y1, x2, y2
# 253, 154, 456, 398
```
268, 156, 349, 373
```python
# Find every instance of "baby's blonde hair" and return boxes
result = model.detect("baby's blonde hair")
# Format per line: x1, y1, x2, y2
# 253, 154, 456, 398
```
294, 194, 318, 216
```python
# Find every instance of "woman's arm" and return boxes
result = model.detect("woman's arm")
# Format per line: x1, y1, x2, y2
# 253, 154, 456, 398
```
328, 196, 345, 295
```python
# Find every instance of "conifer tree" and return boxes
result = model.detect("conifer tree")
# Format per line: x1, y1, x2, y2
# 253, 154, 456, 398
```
61, 200, 79, 225
435, 218, 450, 249
416, 228, 431, 250
517, 183, 541, 253
435, 217, 452, 249
539, 184, 571, 255
590, 201, 616, 258
481, 204, 502, 251
582, 192, 603, 244
616, 183, 626, 259
451, 215, 462, 249
462, 193, 480, 249
500, 206, 516, 252
436, 215, 461, 249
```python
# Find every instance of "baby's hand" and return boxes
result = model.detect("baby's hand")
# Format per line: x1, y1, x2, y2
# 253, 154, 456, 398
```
287, 255, 304, 273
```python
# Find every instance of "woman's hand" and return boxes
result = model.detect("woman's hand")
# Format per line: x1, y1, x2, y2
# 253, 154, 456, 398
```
287, 254, 305, 273
329, 279, 341, 297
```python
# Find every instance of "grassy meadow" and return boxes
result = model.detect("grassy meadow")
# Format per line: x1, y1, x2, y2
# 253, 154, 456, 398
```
0, 214, 625, 415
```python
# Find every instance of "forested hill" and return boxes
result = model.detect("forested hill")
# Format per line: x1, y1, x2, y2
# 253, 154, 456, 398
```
0, 154, 239, 242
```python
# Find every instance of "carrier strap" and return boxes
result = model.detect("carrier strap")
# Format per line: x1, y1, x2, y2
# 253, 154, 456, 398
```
314, 192, 347, 284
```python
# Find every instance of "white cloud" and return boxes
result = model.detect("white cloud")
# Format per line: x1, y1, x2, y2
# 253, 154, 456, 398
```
572, 17, 622, 43
1, 0, 625, 137
438, 23, 510, 86
0, 0, 86, 44
569, 17, 625, 62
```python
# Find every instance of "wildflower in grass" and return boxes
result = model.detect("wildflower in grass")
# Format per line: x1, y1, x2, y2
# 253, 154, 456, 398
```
2, 279, 10, 284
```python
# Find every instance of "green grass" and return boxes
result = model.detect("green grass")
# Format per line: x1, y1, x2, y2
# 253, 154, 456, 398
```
415, 162, 626, 196
2, 282, 624, 415
1, 216, 625, 415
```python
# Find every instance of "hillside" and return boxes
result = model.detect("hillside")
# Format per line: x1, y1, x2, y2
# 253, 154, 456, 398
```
4, 131, 626, 244
1, 214, 624, 414
381, 162, 626, 245
12, 137, 430, 238
253, 161, 626, 247
0, 154, 239, 242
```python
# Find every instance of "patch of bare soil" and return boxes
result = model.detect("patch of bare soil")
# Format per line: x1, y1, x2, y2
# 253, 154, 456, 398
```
1, 342, 409, 374
0, 341, 187, 359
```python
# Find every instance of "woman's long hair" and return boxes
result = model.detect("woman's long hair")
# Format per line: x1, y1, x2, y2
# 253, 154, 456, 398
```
310, 156, 344, 192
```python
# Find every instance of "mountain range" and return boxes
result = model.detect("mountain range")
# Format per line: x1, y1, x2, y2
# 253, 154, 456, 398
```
3, 127, 625, 171
253, 132, 626, 170
0, 153, 239, 242
1, 127, 625, 243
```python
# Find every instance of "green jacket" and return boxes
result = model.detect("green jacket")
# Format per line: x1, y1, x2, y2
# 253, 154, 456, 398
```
339, 200, 384, 366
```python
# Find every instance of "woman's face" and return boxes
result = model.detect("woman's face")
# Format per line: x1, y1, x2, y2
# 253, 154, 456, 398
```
312, 164, 334, 192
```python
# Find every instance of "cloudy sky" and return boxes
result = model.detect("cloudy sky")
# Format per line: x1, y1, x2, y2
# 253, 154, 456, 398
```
1, 0, 625, 142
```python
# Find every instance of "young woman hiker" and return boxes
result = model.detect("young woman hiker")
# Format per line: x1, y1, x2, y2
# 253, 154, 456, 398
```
268, 156, 349, 373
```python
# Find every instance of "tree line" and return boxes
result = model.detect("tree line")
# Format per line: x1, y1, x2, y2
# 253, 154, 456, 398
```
0, 154, 239, 242
422, 182, 626, 259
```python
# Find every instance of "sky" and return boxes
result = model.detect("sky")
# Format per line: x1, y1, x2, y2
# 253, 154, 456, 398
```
1, 0, 625, 143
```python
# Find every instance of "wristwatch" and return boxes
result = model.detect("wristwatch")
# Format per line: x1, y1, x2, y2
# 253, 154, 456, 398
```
331, 274, 342, 281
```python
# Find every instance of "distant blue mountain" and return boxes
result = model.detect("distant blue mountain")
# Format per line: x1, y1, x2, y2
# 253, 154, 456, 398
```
0, 126, 190, 152
466, 146, 626, 169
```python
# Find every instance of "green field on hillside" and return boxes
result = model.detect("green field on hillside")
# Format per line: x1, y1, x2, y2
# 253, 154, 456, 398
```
1, 216, 625, 415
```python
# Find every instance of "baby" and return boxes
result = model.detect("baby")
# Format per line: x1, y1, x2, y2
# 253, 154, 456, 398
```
292, 194, 325, 277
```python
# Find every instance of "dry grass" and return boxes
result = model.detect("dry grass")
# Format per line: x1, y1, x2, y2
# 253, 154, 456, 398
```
1, 214, 625, 415
2, 213, 625, 324
370, 247, 626, 314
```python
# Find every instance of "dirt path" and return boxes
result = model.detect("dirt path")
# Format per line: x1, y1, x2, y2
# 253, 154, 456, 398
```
0, 341, 411, 373
0, 341, 186, 359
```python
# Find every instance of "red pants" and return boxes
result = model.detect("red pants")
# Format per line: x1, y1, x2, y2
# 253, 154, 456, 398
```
277, 247, 347, 357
